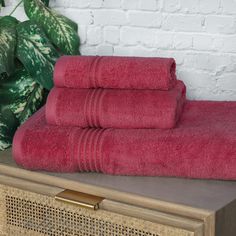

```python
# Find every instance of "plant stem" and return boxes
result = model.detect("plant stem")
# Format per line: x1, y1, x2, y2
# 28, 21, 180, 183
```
9, 0, 23, 16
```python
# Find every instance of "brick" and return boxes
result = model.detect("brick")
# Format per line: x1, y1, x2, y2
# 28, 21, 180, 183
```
128, 11, 162, 27
212, 37, 224, 51
69, 0, 90, 8
62, 9, 93, 25
89, 0, 103, 8
184, 53, 232, 74
173, 34, 192, 50
217, 74, 236, 91
78, 26, 87, 44
120, 27, 156, 46
192, 35, 213, 51
157, 50, 185, 65
207, 54, 232, 74
226, 56, 236, 73
186, 88, 223, 101
179, 0, 199, 13
113, 46, 133, 56
221, 0, 236, 14
199, 0, 220, 14
219, 55, 236, 73
162, 0, 180, 12
155, 32, 173, 49
129, 46, 157, 57
163, 0, 220, 14
209, 90, 236, 101
114, 45, 157, 57
122, 0, 139, 9
50, 0, 69, 7
87, 26, 102, 45
162, 15, 205, 32
104, 26, 120, 44
97, 45, 114, 55
101, 0, 121, 8
220, 36, 236, 53
2, 0, 236, 101
163, 0, 200, 13
171, 51, 185, 65
139, 0, 158, 11
178, 69, 216, 89
80, 46, 97, 55
93, 10, 128, 25
205, 16, 236, 34
183, 53, 207, 70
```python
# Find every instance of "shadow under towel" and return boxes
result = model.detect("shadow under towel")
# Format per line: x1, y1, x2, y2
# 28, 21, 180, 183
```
13, 101, 236, 180
54, 56, 177, 90
46, 81, 186, 129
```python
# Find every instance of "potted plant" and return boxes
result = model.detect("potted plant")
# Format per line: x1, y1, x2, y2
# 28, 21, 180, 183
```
0, 0, 80, 150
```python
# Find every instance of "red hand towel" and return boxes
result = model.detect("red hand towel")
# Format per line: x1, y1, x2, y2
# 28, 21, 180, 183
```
54, 56, 177, 90
13, 101, 236, 180
46, 80, 186, 129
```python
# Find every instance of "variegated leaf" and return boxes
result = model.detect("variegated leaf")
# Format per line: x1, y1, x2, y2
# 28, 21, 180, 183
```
2, 66, 45, 124
0, 107, 19, 151
16, 20, 59, 90
24, 0, 80, 55
0, 16, 18, 75
17, 83, 44, 124
0, 66, 37, 105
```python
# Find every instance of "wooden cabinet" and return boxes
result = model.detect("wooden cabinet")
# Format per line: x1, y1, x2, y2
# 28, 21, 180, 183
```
0, 149, 236, 236
0, 180, 202, 236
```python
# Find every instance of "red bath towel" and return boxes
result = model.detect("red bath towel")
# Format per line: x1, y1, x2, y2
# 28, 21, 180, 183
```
46, 80, 186, 129
13, 101, 236, 180
54, 56, 177, 90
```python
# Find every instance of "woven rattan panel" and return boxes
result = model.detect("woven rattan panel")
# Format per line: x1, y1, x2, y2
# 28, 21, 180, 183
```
0, 184, 7, 236
0, 184, 193, 236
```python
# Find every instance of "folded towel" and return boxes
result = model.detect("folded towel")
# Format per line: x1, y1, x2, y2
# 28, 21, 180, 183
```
13, 101, 236, 180
46, 80, 186, 129
54, 56, 177, 90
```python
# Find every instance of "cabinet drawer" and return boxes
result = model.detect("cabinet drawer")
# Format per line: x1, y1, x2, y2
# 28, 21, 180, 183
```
0, 183, 203, 236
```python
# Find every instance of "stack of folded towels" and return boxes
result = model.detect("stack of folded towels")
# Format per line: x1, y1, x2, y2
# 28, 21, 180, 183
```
13, 56, 236, 180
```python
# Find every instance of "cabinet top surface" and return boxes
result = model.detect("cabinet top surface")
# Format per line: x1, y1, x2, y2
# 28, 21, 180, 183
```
0, 149, 236, 211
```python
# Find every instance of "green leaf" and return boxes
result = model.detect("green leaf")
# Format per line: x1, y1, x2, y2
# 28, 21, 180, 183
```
0, 106, 19, 151
24, 0, 80, 55
1, 66, 45, 124
0, 0, 5, 7
0, 72, 8, 82
17, 83, 44, 124
41, 0, 49, 7
16, 20, 59, 90
0, 66, 38, 105
0, 16, 19, 27
0, 16, 18, 75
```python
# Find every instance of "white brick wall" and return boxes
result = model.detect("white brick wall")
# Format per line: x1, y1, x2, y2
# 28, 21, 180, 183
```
1, 0, 236, 100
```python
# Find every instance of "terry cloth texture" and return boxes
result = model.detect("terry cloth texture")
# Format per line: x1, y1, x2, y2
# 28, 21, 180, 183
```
13, 101, 236, 180
54, 56, 177, 90
46, 80, 186, 129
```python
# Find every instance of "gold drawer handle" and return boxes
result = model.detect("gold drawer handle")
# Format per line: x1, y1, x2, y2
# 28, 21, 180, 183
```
55, 190, 104, 210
